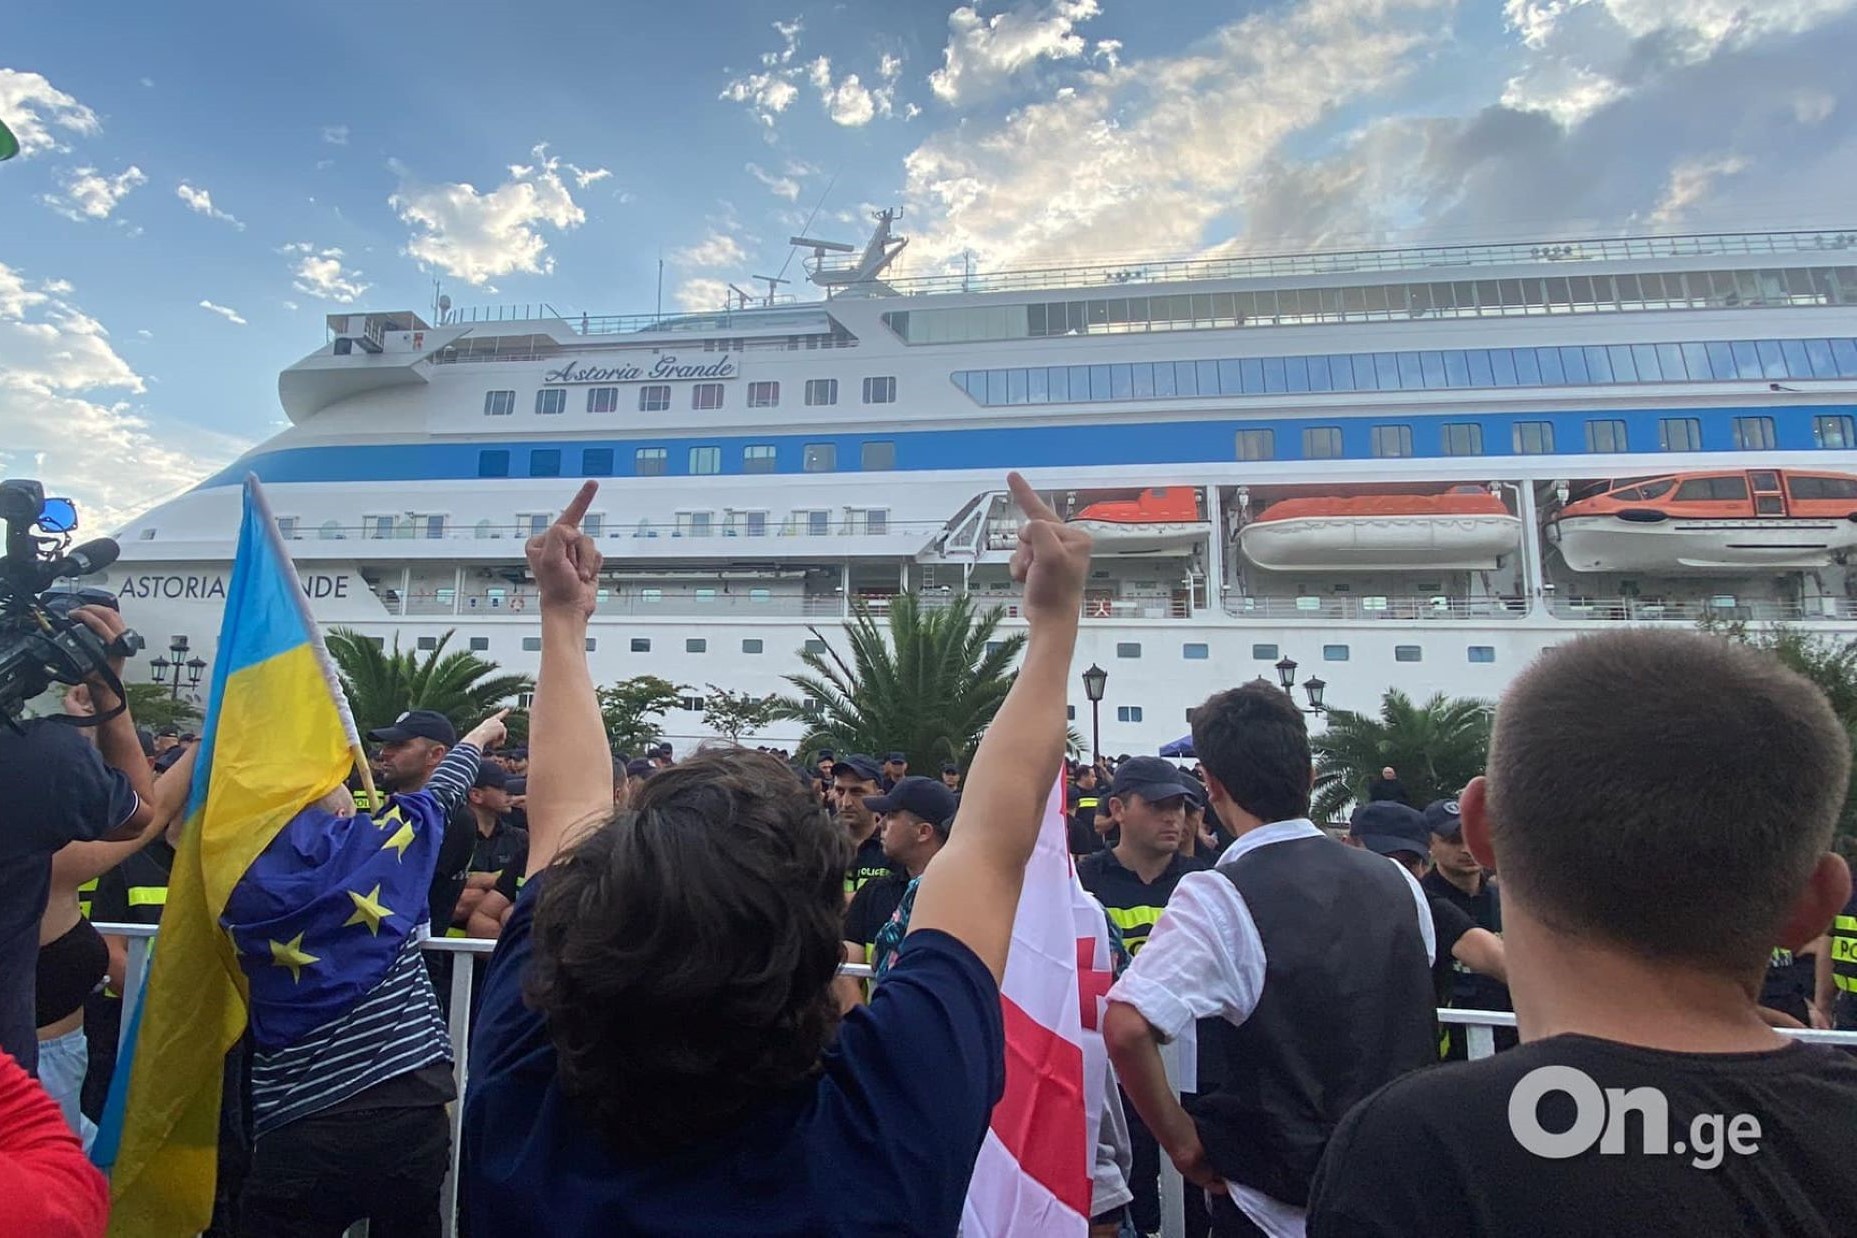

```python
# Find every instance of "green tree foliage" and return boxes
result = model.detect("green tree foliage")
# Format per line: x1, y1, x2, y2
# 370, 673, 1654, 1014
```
774, 593, 1025, 771
1311, 689, 1493, 823
123, 682, 203, 733
326, 628, 532, 736
1703, 618, 1857, 839
596, 675, 687, 756
702, 684, 780, 745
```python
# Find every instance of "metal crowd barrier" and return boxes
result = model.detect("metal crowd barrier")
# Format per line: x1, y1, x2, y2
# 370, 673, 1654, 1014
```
96, 925, 1857, 1238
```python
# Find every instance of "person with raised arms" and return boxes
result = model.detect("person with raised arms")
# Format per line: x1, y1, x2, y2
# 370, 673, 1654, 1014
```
461, 474, 1091, 1236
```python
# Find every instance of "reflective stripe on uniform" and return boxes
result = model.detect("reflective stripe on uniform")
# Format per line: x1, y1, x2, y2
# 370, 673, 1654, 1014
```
77, 877, 98, 919
1076, 795, 1100, 809
1103, 905, 1164, 934
127, 886, 169, 908
1832, 912, 1857, 991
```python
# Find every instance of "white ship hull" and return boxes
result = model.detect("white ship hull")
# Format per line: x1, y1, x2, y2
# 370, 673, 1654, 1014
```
1549, 516, 1857, 572
1239, 514, 1523, 572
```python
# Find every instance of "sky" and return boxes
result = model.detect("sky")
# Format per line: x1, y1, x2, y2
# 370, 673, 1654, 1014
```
5, 0, 1857, 529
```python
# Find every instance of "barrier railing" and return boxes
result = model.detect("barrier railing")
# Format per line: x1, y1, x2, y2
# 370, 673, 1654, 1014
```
95, 925, 1857, 1238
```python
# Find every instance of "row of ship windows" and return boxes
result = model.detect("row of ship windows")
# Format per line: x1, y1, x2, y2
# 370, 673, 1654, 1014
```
885, 267, 1857, 344
952, 337, 1857, 407
298, 508, 893, 541
1242, 414, 1852, 461
479, 441, 897, 479
484, 377, 896, 417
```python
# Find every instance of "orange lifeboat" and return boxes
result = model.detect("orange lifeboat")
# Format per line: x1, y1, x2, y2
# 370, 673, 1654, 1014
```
1239, 486, 1521, 571
1549, 469, 1857, 572
1067, 487, 1211, 554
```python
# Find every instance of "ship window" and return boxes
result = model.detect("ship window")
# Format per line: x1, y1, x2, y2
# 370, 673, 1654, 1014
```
1468, 646, 1496, 664
745, 511, 768, 537
1116, 642, 1142, 658
1303, 426, 1343, 459
806, 510, 830, 535
635, 447, 667, 476
1440, 423, 1483, 456
535, 389, 567, 416
1394, 645, 1422, 663
1734, 417, 1777, 450
748, 381, 780, 408
638, 385, 671, 412
806, 378, 839, 406
1116, 706, 1144, 723
526, 513, 550, 535
689, 446, 721, 475
631, 638, 651, 653
687, 638, 707, 653
365, 515, 394, 539
744, 444, 777, 473
583, 513, 603, 537
803, 443, 837, 473
423, 515, 446, 538
1252, 644, 1279, 660
521, 637, 541, 652
530, 449, 562, 477
478, 449, 510, 478
862, 441, 896, 471
1370, 425, 1413, 458
863, 376, 897, 404
1673, 476, 1749, 502
692, 383, 725, 410
1235, 429, 1275, 461
483, 390, 515, 416
1513, 422, 1555, 454
469, 637, 489, 652
743, 638, 764, 654
1815, 416, 1856, 449
1788, 475, 1857, 500
587, 386, 620, 413
1658, 418, 1702, 452
1183, 643, 1210, 660
274, 516, 298, 539
805, 638, 828, 654
1322, 644, 1350, 662
582, 448, 614, 476
1067, 706, 1076, 721
417, 636, 438, 651
1585, 420, 1629, 453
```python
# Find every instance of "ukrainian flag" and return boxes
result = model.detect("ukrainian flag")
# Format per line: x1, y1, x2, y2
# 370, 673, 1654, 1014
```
99, 475, 363, 1238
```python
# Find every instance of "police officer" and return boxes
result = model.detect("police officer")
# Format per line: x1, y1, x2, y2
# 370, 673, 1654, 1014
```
1821, 837, 1857, 1031
1069, 762, 1107, 856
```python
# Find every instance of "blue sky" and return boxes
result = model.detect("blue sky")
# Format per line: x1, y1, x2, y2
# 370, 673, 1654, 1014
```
4, 0, 1857, 527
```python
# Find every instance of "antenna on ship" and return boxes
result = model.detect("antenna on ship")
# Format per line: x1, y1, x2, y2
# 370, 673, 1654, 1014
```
750, 274, 789, 307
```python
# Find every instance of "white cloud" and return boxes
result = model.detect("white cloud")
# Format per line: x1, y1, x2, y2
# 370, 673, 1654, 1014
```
822, 73, 878, 126
723, 21, 905, 127
746, 161, 802, 200
929, 0, 1101, 105
135, 328, 153, 338
284, 243, 370, 303
672, 231, 749, 269
570, 164, 612, 188
674, 277, 732, 313
721, 17, 808, 125
198, 300, 247, 326
41, 165, 145, 222
1647, 153, 1749, 228
0, 262, 239, 528
175, 182, 245, 230
0, 69, 99, 158
388, 144, 592, 286
321, 124, 349, 145
282, 300, 299, 311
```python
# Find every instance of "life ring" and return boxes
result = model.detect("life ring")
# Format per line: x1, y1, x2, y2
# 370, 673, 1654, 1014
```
511, 596, 526, 612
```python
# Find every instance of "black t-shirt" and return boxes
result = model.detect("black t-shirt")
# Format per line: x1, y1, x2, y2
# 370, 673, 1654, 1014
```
1422, 870, 1512, 1007
469, 819, 529, 879
1427, 894, 1477, 1007
1759, 947, 1817, 1024
1310, 1033, 1857, 1237
428, 802, 477, 928
845, 832, 902, 897
0, 719, 139, 1073
844, 873, 910, 951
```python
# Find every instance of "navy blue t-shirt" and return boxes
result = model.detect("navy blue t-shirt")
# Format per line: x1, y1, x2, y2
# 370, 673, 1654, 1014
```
463, 877, 1006, 1236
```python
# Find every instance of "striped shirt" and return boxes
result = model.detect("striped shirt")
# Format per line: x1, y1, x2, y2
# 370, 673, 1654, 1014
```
247, 742, 479, 1134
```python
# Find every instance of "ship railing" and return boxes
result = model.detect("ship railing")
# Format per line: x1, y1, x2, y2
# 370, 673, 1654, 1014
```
832, 229, 1857, 299
287, 518, 949, 545
1546, 597, 1857, 622
398, 591, 849, 619
96, 924, 1857, 1238
1221, 594, 1528, 621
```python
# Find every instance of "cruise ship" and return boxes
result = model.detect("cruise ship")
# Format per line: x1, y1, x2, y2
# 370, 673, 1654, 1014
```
103, 215, 1857, 750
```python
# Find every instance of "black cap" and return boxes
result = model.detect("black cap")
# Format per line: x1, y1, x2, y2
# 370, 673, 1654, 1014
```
473, 763, 509, 790
1350, 802, 1432, 860
625, 758, 654, 778
863, 776, 959, 833
506, 776, 527, 796
831, 754, 883, 783
940, 762, 959, 775
816, 749, 835, 762
1423, 798, 1463, 840
367, 709, 457, 747
1109, 756, 1201, 806
883, 751, 908, 764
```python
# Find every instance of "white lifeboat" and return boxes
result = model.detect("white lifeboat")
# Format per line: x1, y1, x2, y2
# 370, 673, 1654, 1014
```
1239, 488, 1521, 571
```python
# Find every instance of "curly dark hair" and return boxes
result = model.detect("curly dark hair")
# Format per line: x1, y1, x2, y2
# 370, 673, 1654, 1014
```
523, 747, 852, 1155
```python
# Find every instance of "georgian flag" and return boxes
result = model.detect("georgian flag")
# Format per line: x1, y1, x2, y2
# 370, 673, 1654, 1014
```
961, 774, 1116, 1237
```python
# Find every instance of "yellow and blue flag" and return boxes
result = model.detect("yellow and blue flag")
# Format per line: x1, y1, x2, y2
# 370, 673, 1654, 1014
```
98, 475, 363, 1238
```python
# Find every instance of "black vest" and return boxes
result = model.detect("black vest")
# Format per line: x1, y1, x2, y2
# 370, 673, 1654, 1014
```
1188, 835, 1436, 1207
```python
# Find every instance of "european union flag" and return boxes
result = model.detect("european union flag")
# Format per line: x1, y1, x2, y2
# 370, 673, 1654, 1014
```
221, 791, 445, 1050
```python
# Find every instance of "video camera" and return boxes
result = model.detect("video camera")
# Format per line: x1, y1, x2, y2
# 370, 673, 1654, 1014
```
0, 479, 141, 725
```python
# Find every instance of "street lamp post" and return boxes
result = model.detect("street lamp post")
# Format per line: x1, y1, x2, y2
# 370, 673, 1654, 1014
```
149, 635, 208, 702
1081, 662, 1108, 764
1273, 655, 1329, 715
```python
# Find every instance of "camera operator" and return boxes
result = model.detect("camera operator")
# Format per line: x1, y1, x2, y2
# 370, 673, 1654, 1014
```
1, 605, 156, 1075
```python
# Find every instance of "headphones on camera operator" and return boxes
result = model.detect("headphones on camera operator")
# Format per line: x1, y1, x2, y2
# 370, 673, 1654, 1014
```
0, 478, 143, 731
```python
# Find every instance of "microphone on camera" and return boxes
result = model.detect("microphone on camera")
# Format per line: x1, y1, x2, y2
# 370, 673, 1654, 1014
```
44, 538, 119, 583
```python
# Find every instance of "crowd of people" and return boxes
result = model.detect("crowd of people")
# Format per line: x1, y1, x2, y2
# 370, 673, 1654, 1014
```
4, 472, 1857, 1237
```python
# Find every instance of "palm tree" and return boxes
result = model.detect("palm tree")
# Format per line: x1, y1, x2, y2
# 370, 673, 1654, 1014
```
774, 594, 1025, 770
326, 628, 533, 736
1311, 689, 1493, 823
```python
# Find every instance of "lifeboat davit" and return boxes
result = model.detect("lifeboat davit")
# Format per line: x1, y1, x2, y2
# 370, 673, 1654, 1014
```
1548, 469, 1857, 572
1068, 487, 1211, 555
1239, 487, 1521, 571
